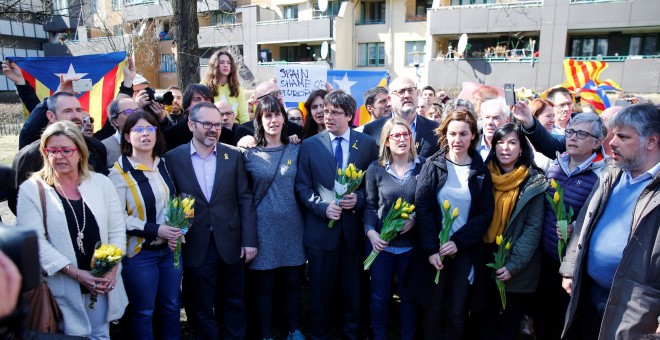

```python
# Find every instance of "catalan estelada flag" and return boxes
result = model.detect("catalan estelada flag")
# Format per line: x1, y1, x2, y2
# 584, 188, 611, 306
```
327, 70, 389, 127
563, 59, 622, 91
10, 51, 127, 131
579, 80, 612, 114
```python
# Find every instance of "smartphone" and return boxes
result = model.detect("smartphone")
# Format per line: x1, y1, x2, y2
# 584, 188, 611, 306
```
504, 83, 516, 106
72, 79, 93, 92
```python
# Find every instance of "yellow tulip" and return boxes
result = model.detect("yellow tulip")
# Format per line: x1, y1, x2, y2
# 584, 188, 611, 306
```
401, 213, 409, 219
352, 170, 358, 179
496, 235, 503, 246
553, 191, 560, 204
443, 200, 450, 211
346, 167, 353, 178
407, 204, 415, 213
106, 247, 115, 257
115, 248, 123, 257
394, 197, 402, 210
357, 170, 364, 179
94, 250, 106, 259
181, 198, 191, 209
550, 178, 558, 189
173, 199, 179, 209
337, 168, 342, 177
452, 207, 459, 218
505, 242, 511, 251
184, 207, 194, 219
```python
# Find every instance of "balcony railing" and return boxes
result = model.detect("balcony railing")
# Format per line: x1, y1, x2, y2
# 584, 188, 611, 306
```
258, 61, 329, 67
569, 0, 630, 4
124, 0, 156, 6
257, 18, 298, 25
565, 55, 660, 61
405, 14, 427, 22
355, 19, 385, 25
430, 0, 541, 10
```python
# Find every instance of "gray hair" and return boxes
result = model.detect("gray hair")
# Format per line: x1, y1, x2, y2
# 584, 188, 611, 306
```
106, 94, 132, 129
46, 92, 77, 113
364, 86, 388, 107
569, 112, 608, 140
480, 98, 510, 119
189, 101, 220, 121
608, 103, 660, 141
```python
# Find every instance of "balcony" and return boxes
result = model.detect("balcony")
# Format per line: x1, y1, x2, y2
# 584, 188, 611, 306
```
123, 0, 173, 21
198, 23, 245, 48
256, 17, 332, 44
43, 15, 79, 32
567, 0, 660, 30
428, 1, 542, 35
43, 36, 132, 56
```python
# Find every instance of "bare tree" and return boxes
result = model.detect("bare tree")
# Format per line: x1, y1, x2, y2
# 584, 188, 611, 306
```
172, 0, 199, 89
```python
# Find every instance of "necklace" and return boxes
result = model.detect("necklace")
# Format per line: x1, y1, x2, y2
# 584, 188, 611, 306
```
60, 188, 87, 255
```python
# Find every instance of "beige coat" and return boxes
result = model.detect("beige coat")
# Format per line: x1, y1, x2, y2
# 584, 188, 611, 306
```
16, 173, 128, 337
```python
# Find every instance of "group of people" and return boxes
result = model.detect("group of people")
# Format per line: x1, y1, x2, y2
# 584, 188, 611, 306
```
1, 49, 658, 340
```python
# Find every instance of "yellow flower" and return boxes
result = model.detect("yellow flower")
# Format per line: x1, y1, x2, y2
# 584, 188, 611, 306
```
357, 170, 364, 179
407, 204, 415, 213
505, 242, 511, 251
106, 247, 115, 257
553, 191, 560, 204
94, 250, 106, 259
443, 200, 450, 211
394, 197, 402, 210
401, 213, 409, 219
115, 248, 123, 257
181, 198, 191, 209
184, 207, 194, 219
337, 168, 342, 177
550, 178, 558, 189
346, 167, 352, 178
352, 170, 358, 179
496, 235, 503, 246
173, 199, 179, 209
452, 207, 459, 218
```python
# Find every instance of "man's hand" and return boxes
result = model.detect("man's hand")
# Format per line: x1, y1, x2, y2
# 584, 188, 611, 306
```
56, 74, 79, 94
428, 253, 444, 271
2, 61, 25, 86
123, 56, 136, 88
339, 193, 357, 210
557, 223, 574, 240
326, 200, 343, 221
439, 240, 457, 256
562, 277, 573, 296
512, 101, 534, 129
136, 89, 151, 108
288, 134, 301, 145
495, 267, 511, 281
241, 247, 257, 263
367, 230, 388, 253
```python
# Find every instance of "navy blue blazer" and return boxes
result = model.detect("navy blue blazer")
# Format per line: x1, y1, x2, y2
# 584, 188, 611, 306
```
362, 114, 440, 158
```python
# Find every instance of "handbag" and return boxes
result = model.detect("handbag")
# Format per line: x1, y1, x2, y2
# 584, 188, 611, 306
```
22, 180, 63, 333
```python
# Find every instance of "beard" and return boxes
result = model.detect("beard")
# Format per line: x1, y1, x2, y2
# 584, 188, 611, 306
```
194, 131, 218, 147
613, 142, 646, 172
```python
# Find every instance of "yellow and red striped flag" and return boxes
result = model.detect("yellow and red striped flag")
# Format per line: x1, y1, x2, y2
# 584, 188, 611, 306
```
563, 59, 621, 91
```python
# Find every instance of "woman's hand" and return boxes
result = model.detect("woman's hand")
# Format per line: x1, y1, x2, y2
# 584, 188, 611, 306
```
339, 193, 357, 210
400, 214, 415, 234
102, 265, 119, 293
77, 270, 111, 295
556, 223, 574, 239
439, 241, 458, 257
367, 230, 388, 253
168, 235, 185, 252
428, 253, 443, 271
158, 225, 182, 241
495, 267, 511, 281
562, 277, 573, 296
288, 135, 301, 145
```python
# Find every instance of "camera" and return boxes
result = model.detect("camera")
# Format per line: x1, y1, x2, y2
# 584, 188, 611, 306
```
0, 226, 40, 293
144, 87, 174, 105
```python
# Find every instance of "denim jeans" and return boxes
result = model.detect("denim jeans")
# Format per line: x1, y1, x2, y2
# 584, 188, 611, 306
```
367, 244, 416, 340
122, 247, 182, 340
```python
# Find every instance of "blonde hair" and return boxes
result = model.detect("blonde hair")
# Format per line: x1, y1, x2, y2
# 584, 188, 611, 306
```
34, 121, 90, 186
378, 118, 417, 166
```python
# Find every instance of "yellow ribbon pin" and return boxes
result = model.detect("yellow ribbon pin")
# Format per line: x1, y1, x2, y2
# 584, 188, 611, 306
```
416, 142, 420, 149
287, 159, 292, 165
224, 153, 228, 160
352, 141, 358, 150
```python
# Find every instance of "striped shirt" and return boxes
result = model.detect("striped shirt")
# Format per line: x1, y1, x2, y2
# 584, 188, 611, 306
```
108, 155, 176, 257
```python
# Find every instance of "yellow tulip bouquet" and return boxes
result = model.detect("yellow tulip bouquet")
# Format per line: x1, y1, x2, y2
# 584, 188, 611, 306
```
486, 235, 512, 310
363, 198, 415, 270
545, 179, 574, 261
89, 243, 123, 309
165, 194, 195, 269
329, 163, 364, 228
435, 200, 459, 284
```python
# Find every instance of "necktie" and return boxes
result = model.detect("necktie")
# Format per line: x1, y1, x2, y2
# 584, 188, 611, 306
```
334, 137, 343, 169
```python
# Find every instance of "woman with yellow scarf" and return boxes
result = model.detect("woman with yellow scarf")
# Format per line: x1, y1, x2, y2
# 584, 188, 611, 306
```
477, 123, 548, 339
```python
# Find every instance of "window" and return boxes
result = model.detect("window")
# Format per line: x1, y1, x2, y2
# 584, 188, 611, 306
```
450, 0, 490, 4
161, 54, 176, 73
358, 42, 385, 67
112, 0, 121, 10
569, 36, 608, 57
405, 41, 426, 65
358, 1, 385, 24
113, 25, 123, 36
91, 0, 98, 13
313, 1, 341, 17
283, 5, 299, 20
211, 11, 236, 25
53, 0, 68, 16
415, 0, 432, 16
280, 45, 321, 62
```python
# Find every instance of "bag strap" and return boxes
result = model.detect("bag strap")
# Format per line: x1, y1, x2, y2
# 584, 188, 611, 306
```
254, 145, 287, 207
36, 180, 49, 241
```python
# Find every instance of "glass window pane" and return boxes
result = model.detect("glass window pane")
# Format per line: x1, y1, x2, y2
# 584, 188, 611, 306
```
358, 44, 367, 66
571, 39, 580, 56
369, 44, 377, 65
378, 43, 385, 65
596, 38, 608, 56
582, 38, 594, 57
629, 37, 641, 55
643, 35, 657, 55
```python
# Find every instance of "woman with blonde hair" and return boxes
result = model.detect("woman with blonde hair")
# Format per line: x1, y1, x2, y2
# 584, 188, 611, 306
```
16, 121, 127, 339
201, 49, 249, 124
364, 117, 424, 339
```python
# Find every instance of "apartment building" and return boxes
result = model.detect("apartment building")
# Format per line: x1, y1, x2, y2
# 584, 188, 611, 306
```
33, 0, 660, 92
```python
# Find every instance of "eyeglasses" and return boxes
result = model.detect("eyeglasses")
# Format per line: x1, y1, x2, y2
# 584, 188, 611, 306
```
119, 108, 142, 116
256, 90, 283, 101
289, 117, 303, 122
131, 126, 157, 134
323, 109, 346, 117
391, 87, 417, 97
219, 111, 235, 116
44, 147, 78, 157
83, 116, 94, 124
389, 132, 411, 141
565, 129, 596, 140
192, 120, 222, 130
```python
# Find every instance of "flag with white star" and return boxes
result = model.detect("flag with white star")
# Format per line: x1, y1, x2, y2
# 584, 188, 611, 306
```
9, 51, 127, 131
327, 70, 388, 126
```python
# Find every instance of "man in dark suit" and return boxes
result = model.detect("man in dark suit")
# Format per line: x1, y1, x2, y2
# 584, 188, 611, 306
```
295, 90, 378, 339
164, 102, 257, 339
362, 77, 439, 158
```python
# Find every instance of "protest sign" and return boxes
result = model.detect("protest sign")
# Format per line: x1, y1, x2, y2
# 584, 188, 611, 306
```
276, 64, 328, 102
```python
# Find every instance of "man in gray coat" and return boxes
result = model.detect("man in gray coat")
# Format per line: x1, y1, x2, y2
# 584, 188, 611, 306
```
558, 103, 660, 339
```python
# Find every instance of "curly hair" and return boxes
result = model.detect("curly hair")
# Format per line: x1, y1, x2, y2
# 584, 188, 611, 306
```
201, 49, 240, 98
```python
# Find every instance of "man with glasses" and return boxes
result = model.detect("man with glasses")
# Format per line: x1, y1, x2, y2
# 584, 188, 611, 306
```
547, 87, 576, 134
217, 101, 239, 132
165, 101, 257, 339
295, 90, 378, 339
362, 77, 439, 157
476, 99, 510, 160
102, 95, 142, 166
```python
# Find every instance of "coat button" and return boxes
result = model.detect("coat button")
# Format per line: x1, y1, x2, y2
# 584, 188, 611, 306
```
578, 244, 582, 250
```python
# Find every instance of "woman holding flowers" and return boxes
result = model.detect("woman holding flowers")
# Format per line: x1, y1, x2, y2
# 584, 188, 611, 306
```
16, 121, 128, 339
364, 117, 424, 340
411, 108, 494, 339
241, 94, 306, 340
478, 123, 548, 339
533, 112, 607, 340
108, 111, 182, 340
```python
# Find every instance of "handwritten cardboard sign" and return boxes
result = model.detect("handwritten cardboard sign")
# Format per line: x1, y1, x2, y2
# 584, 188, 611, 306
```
276, 65, 328, 102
